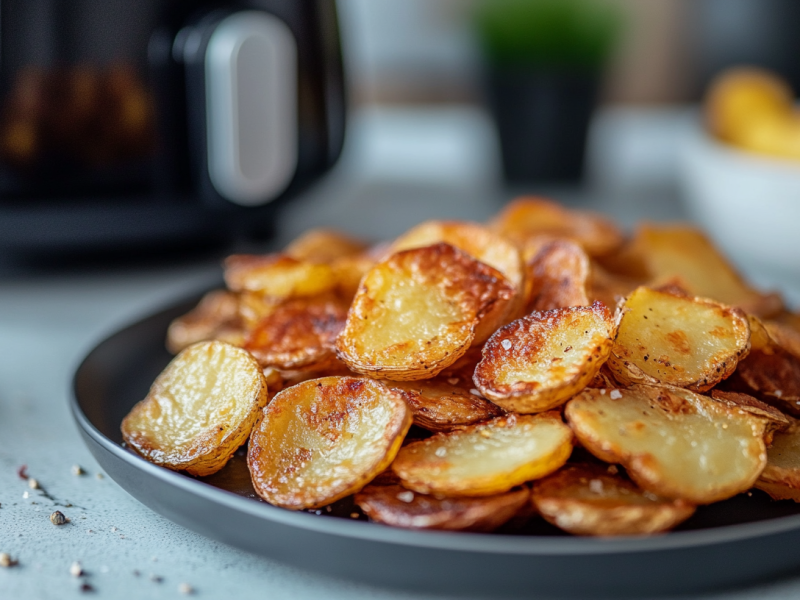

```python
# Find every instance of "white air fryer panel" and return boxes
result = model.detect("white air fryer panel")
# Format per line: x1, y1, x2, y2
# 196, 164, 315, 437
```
205, 11, 297, 206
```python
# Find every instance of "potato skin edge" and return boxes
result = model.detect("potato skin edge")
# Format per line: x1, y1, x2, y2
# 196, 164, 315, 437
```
121, 341, 268, 477
606, 289, 751, 393
392, 414, 573, 497
355, 485, 530, 532
247, 378, 413, 510
473, 303, 617, 414
533, 495, 695, 536
564, 386, 767, 504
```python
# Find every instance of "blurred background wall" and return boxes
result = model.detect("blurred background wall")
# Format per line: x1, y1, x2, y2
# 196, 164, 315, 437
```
337, 0, 800, 107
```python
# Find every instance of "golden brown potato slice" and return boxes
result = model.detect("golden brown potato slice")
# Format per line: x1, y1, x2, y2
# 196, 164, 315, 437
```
392, 412, 573, 497
224, 254, 337, 299
723, 316, 800, 415
336, 243, 515, 381
520, 234, 566, 264
727, 345, 800, 417
754, 480, 800, 502
772, 311, 800, 337
586, 366, 617, 389
248, 377, 411, 509
589, 263, 643, 309
166, 290, 244, 353
284, 228, 367, 263
473, 302, 617, 413
765, 321, 800, 361
265, 368, 362, 401
236, 291, 279, 330
490, 197, 623, 257
525, 239, 590, 312
747, 315, 772, 352
369, 469, 403, 486
532, 463, 695, 536
391, 220, 524, 292
437, 346, 483, 379
565, 385, 767, 504
755, 422, 800, 501
709, 390, 790, 442
261, 367, 285, 400
387, 380, 503, 432
122, 341, 267, 477
607, 286, 750, 392
600, 225, 782, 318
392, 220, 526, 323
330, 252, 376, 302
244, 296, 348, 370
355, 484, 529, 532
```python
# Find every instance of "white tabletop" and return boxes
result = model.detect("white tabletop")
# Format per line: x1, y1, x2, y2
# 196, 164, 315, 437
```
1, 106, 799, 599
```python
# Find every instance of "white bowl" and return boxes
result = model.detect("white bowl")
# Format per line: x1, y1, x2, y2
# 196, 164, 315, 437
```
679, 125, 800, 280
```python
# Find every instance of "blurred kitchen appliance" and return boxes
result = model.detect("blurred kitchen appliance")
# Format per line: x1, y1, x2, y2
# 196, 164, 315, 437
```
0, 0, 345, 254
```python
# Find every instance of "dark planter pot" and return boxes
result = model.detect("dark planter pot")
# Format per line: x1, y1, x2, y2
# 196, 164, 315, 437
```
486, 69, 600, 184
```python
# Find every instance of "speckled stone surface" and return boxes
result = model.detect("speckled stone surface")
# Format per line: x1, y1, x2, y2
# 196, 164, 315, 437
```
2, 107, 800, 599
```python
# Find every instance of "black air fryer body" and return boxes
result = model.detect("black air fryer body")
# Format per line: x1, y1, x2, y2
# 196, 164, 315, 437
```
0, 0, 345, 253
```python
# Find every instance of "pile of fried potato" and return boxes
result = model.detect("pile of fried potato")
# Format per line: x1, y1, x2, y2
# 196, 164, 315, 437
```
121, 197, 800, 537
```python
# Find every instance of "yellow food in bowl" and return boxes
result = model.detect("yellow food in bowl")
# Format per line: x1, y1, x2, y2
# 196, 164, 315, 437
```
705, 67, 800, 161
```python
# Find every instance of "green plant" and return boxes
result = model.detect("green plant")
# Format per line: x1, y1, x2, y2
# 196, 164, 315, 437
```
475, 0, 622, 71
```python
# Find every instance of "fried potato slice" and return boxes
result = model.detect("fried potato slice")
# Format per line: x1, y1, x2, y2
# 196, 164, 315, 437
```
224, 254, 337, 299
121, 341, 267, 477
355, 484, 529, 532
330, 253, 376, 302
284, 228, 367, 263
244, 295, 348, 370
772, 311, 800, 337
392, 220, 526, 324
531, 463, 695, 536
565, 385, 767, 504
473, 303, 617, 414
391, 220, 525, 292
709, 390, 790, 442
755, 422, 800, 502
727, 345, 800, 417
392, 412, 573, 497
166, 290, 244, 353
754, 480, 800, 502
437, 346, 483, 380
607, 287, 750, 392
236, 291, 279, 330
387, 380, 503, 432
589, 263, 643, 309
268, 361, 357, 397
747, 315, 772, 352
525, 239, 590, 312
586, 366, 617, 389
764, 321, 800, 361
248, 377, 411, 509
490, 197, 624, 257
336, 243, 515, 381
601, 225, 782, 318
723, 315, 800, 416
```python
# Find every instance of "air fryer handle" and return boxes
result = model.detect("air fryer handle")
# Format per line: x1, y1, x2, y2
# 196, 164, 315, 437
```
202, 11, 298, 207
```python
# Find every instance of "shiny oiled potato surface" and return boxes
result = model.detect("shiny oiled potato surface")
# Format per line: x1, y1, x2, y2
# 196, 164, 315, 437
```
566, 385, 767, 504
248, 376, 411, 509
392, 413, 573, 496
122, 341, 267, 477
118, 196, 800, 537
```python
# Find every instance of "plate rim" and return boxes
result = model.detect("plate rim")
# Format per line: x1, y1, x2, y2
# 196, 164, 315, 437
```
70, 294, 800, 558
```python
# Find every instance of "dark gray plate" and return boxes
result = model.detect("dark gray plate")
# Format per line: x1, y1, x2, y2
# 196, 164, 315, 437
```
71, 295, 800, 597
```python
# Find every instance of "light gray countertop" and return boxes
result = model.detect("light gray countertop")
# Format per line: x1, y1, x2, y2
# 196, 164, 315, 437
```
1, 106, 799, 599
